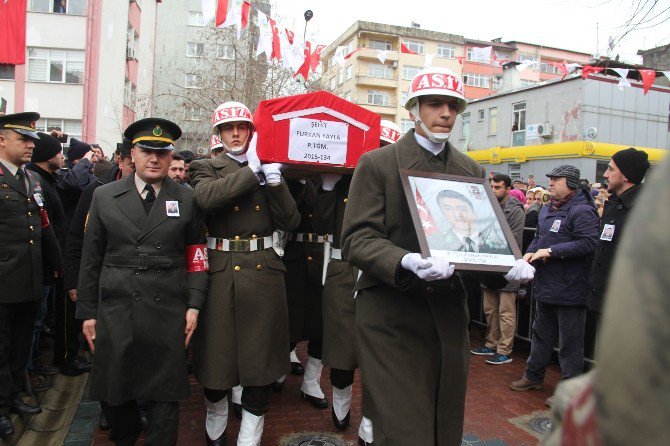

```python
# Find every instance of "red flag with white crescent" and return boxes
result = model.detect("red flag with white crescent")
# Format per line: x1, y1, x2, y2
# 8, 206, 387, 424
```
415, 187, 439, 236
310, 45, 326, 72
269, 18, 282, 61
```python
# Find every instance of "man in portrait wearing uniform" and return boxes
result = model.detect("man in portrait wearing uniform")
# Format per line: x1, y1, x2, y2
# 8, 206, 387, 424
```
76, 118, 208, 446
341, 68, 534, 445
189, 101, 299, 446
0, 112, 63, 439
316, 119, 402, 445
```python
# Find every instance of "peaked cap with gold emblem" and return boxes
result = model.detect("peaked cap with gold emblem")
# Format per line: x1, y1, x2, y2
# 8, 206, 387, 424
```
0, 112, 41, 140
124, 117, 182, 151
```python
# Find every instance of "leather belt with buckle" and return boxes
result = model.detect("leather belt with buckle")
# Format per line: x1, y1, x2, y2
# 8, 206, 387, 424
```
289, 232, 332, 244
206, 236, 273, 252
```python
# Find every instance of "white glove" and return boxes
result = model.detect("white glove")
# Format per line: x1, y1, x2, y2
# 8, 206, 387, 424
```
321, 173, 342, 191
504, 259, 535, 283
401, 253, 455, 282
245, 133, 261, 173
262, 163, 284, 185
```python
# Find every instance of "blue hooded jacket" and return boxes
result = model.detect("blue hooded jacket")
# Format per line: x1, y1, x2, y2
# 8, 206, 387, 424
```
527, 189, 599, 305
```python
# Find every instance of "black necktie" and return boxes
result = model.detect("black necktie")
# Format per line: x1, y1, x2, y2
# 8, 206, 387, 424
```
15, 168, 27, 194
464, 237, 476, 252
144, 184, 156, 203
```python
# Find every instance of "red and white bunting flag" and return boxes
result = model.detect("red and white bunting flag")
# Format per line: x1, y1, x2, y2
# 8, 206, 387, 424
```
401, 43, 417, 54
424, 53, 436, 68
344, 48, 361, 60
549, 62, 568, 78
334, 46, 347, 67
611, 68, 631, 90
638, 68, 656, 95
663, 71, 670, 83
215, 0, 250, 39
455, 56, 466, 65
255, 10, 273, 59
0, 0, 27, 64
581, 65, 605, 79
377, 50, 389, 64
566, 63, 581, 74
471, 46, 492, 63
310, 45, 326, 72
415, 186, 439, 236
269, 18, 282, 61
294, 41, 312, 81
516, 61, 533, 72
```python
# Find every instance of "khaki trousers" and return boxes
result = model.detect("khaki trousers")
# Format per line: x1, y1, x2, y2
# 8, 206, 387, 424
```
482, 289, 517, 355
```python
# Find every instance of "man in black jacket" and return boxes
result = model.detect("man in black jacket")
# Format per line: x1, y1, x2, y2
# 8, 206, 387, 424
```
587, 148, 650, 320
56, 138, 97, 228
25, 132, 67, 388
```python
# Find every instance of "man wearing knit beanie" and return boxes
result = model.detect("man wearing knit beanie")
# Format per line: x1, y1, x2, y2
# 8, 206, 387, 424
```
588, 148, 650, 318
56, 138, 97, 227
26, 133, 68, 390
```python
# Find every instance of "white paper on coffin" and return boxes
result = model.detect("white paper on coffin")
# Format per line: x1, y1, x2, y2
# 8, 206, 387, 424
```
288, 118, 349, 165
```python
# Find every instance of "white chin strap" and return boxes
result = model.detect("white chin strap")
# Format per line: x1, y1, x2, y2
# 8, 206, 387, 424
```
221, 131, 251, 155
410, 103, 452, 143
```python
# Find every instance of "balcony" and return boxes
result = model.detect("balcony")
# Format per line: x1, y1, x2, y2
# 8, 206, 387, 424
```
357, 47, 399, 62
356, 72, 398, 88
354, 98, 398, 116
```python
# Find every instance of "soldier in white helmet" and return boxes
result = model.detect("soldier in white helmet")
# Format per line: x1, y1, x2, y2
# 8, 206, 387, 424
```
189, 101, 300, 446
314, 119, 401, 445
340, 68, 534, 445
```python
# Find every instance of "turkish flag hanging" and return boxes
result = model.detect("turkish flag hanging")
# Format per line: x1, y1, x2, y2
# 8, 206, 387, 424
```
581, 65, 605, 79
638, 69, 656, 95
401, 43, 417, 54
0, 0, 28, 64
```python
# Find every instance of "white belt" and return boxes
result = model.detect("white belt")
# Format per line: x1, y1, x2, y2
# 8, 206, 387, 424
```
331, 248, 342, 260
206, 236, 273, 252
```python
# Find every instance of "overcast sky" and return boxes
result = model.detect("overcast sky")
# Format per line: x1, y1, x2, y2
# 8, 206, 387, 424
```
271, 0, 669, 64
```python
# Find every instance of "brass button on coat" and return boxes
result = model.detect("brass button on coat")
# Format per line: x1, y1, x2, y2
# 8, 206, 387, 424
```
234, 206, 240, 212
234, 265, 241, 272
343, 197, 348, 203
133, 292, 140, 301
307, 256, 313, 261
256, 264, 262, 270
255, 205, 261, 211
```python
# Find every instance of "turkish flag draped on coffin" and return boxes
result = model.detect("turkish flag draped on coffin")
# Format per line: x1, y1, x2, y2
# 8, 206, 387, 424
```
0, 0, 28, 65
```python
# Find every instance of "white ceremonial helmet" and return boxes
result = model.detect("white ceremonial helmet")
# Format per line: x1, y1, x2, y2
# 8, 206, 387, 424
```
380, 120, 402, 145
211, 101, 254, 155
404, 67, 467, 143
209, 134, 223, 151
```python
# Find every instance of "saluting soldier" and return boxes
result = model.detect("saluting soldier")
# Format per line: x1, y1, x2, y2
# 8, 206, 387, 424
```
76, 118, 208, 446
0, 113, 63, 439
315, 120, 402, 445
189, 101, 300, 446
341, 68, 534, 445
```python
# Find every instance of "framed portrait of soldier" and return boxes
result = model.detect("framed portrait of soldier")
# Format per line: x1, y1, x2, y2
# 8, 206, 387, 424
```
400, 170, 521, 272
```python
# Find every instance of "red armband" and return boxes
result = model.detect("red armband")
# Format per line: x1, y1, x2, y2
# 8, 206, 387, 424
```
186, 244, 209, 272
40, 209, 50, 228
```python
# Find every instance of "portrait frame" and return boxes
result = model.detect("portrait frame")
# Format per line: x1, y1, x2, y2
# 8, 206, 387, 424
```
400, 169, 522, 273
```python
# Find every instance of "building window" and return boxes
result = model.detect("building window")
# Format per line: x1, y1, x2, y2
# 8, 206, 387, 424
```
187, 42, 205, 58
478, 109, 484, 121
508, 163, 521, 180
217, 44, 235, 60
35, 118, 82, 142
518, 53, 539, 69
367, 90, 390, 106
28, 48, 85, 84
513, 102, 526, 130
369, 39, 392, 51
437, 44, 455, 59
402, 65, 420, 80
0, 64, 15, 80
127, 27, 139, 60
185, 73, 203, 88
540, 62, 561, 74
403, 40, 424, 55
346, 65, 352, 80
124, 80, 136, 110
368, 63, 392, 79
29, 0, 87, 15
401, 119, 414, 133
466, 47, 490, 63
188, 11, 205, 26
463, 72, 490, 88
460, 113, 470, 139
183, 107, 204, 121
401, 91, 408, 107
330, 77, 336, 90
338, 68, 345, 85
520, 79, 539, 87
488, 107, 497, 135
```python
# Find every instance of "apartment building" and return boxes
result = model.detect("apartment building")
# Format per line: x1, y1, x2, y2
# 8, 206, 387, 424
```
321, 21, 592, 129
152, 0, 271, 153
0, 0, 160, 156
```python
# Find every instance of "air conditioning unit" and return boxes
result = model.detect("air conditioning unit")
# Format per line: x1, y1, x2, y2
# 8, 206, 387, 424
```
391, 60, 398, 69
538, 122, 553, 137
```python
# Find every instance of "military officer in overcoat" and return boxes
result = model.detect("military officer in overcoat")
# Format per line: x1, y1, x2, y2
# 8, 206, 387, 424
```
0, 112, 63, 439
189, 101, 300, 446
76, 118, 208, 446
341, 68, 534, 445
315, 120, 402, 444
